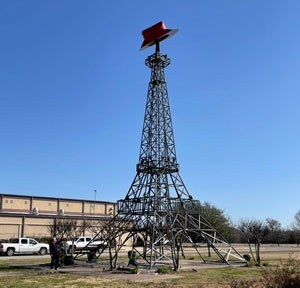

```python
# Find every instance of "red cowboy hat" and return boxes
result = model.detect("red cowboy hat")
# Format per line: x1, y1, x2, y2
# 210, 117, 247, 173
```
140, 21, 178, 51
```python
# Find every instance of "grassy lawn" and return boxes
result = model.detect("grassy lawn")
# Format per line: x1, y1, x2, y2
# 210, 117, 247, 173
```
0, 256, 50, 273
0, 264, 262, 288
0, 274, 115, 288
0, 248, 299, 288
0, 257, 49, 267
0, 267, 261, 288
0, 266, 31, 272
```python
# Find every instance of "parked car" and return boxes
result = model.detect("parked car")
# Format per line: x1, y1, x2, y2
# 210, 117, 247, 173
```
66, 236, 106, 253
0, 238, 49, 256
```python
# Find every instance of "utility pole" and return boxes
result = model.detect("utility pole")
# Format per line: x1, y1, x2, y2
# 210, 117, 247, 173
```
93, 189, 97, 215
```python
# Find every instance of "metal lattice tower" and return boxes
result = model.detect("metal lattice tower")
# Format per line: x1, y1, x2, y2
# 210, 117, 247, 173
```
87, 22, 245, 270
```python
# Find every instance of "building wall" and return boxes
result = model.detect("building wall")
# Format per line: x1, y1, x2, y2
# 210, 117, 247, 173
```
2, 196, 30, 212
0, 215, 114, 239
0, 194, 117, 216
84, 202, 106, 214
0, 216, 23, 239
59, 200, 82, 214
0, 193, 118, 240
24, 217, 54, 237
32, 199, 58, 213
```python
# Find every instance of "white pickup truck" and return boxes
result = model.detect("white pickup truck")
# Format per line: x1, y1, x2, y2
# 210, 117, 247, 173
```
66, 236, 106, 253
0, 238, 49, 256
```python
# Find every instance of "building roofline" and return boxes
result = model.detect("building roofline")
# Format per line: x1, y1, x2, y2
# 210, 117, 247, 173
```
0, 211, 112, 220
0, 193, 116, 205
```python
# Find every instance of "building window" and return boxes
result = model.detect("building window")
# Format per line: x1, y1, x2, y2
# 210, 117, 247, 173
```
5, 200, 8, 203
25, 201, 28, 204
48, 203, 51, 206
10, 200, 13, 204
66, 204, 69, 207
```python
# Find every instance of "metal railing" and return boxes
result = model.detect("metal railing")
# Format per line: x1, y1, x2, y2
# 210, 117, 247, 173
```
117, 197, 200, 215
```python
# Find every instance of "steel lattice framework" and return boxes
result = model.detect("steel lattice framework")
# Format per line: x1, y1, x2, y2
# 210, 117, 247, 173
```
86, 42, 245, 270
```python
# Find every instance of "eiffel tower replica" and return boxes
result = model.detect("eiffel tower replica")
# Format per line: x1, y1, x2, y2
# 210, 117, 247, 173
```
88, 22, 245, 270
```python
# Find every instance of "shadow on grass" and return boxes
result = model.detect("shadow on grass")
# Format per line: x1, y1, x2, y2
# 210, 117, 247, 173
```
0, 266, 31, 272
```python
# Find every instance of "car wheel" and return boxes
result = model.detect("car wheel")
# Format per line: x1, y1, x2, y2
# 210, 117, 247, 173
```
39, 248, 47, 255
6, 248, 15, 256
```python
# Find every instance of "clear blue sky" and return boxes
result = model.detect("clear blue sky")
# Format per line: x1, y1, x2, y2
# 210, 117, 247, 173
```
0, 0, 299, 228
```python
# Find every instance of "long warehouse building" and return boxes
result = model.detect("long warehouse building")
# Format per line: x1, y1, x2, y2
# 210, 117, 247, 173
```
0, 193, 117, 240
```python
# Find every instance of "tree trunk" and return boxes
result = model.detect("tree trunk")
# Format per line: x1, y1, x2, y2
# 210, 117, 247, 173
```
247, 240, 256, 264
113, 242, 118, 269
256, 241, 261, 265
180, 241, 185, 259
175, 244, 180, 271
109, 244, 113, 271
143, 235, 147, 259
171, 237, 179, 271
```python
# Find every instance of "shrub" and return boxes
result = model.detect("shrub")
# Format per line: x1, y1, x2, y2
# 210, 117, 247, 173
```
230, 279, 257, 288
156, 266, 173, 274
132, 266, 140, 274
246, 260, 255, 268
261, 257, 300, 288
230, 256, 300, 288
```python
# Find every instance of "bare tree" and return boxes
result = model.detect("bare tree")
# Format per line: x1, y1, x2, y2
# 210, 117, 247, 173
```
239, 219, 270, 265
86, 219, 122, 270
48, 219, 87, 256
86, 220, 104, 237
293, 210, 300, 246
294, 210, 300, 231
266, 218, 282, 246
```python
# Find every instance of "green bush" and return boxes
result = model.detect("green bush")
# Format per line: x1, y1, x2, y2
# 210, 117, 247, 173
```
156, 266, 173, 274
246, 260, 255, 268
132, 266, 140, 274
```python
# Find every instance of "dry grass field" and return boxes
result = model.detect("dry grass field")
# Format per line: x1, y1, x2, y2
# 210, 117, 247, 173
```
0, 244, 299, 288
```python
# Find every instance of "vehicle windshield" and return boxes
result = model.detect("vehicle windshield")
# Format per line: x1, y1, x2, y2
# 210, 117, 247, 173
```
29, 239, 38, 245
